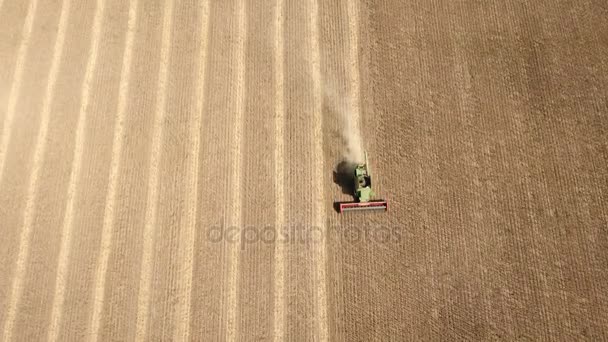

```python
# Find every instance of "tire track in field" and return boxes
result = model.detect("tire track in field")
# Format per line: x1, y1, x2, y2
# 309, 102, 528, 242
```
0, 0, 38, 184
1, 0, 70, 340
273, 0, 285, 340
174, 1, 210, 340
224, 0, 246, 340
88, 0, 138, 339
47, 0, 105, 340
309, 0, 328, 340
133, 0, 174, 340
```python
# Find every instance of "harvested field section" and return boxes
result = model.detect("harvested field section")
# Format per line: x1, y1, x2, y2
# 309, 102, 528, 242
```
9, 1, 97, 340
138, 0, 203, 340
282, 0, 327, 340
0, 0, 31, 166
237, 0, 276, 340
318, 1, 370, 341
3, 0, 74, 336
48, 0, 130, 340
0, 0, 606, 341
0, 0, 28, 125
133, 0, 175, 339
134, 0, 183, 339
0, 0, 63, 337
190, 0, 245, 340
91, 0, 163, 340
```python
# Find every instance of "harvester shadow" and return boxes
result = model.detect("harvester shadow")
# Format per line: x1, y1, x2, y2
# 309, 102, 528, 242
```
332, 161, 357, 213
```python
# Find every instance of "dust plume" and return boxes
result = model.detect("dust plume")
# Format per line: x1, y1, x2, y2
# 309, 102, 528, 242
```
324, 80, 365, 165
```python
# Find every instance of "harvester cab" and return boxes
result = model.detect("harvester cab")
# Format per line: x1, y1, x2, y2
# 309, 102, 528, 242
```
337, 152, 388, 213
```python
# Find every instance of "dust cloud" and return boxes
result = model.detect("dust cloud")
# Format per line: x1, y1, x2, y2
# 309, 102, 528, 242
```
323, 80, 365, 165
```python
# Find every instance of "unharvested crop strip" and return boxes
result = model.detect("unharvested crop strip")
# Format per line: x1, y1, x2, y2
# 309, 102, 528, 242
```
224, 1, 247, 340
134, 0, 175, 340
309, 0, 328, 340
1, 0, 71, 340
47, 0, 106, 340
88, 0, 138, 340
0, 0, 39, 184
272, 0, 285, 340
173, 0, 210, 340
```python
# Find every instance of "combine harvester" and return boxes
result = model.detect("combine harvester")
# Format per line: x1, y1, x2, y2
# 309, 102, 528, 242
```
337, 152, 388, 213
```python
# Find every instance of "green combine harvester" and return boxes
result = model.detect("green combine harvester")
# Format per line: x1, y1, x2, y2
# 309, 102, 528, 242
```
338, 152, 388, 213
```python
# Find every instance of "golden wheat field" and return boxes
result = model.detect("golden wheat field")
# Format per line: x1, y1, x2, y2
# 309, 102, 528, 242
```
0, 0, 607, 340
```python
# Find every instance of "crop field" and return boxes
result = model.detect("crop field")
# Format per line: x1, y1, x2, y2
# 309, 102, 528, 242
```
0, 0, 607, 340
